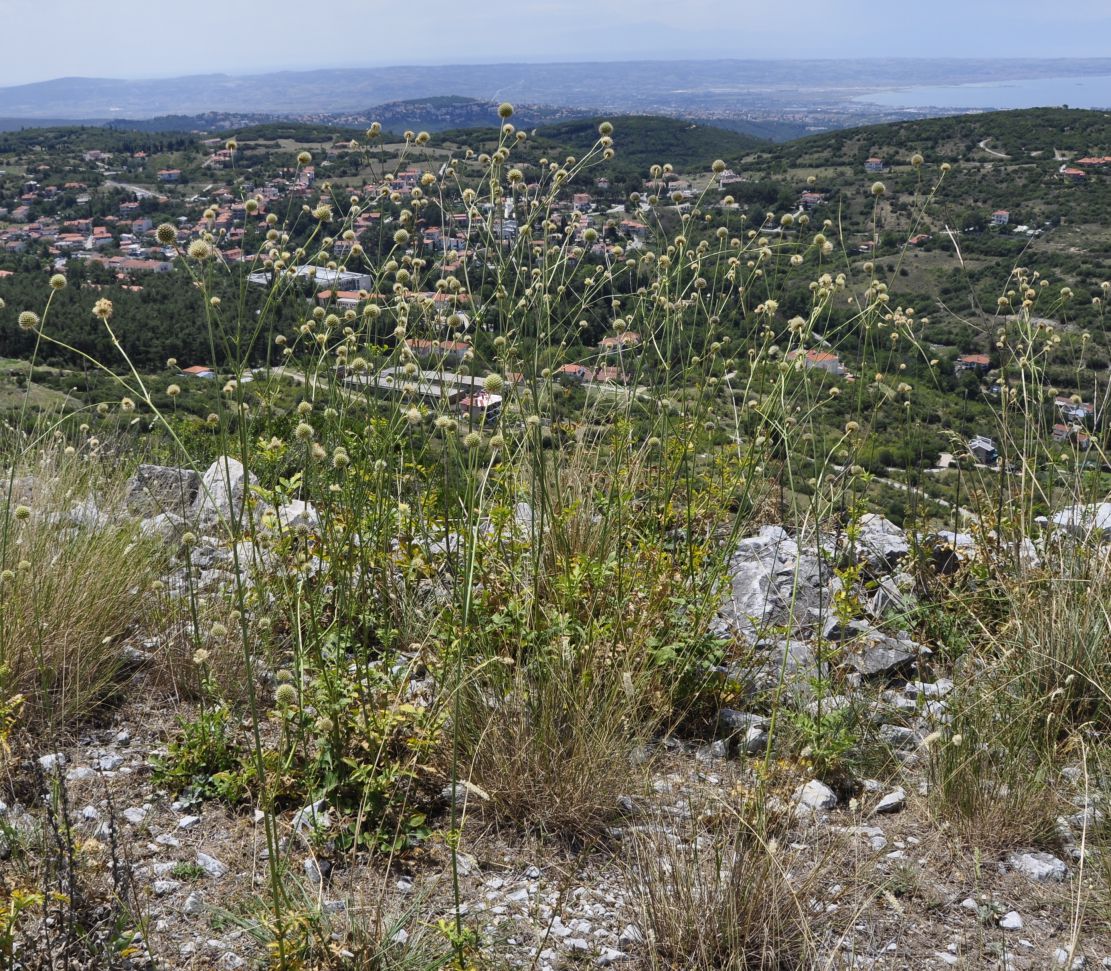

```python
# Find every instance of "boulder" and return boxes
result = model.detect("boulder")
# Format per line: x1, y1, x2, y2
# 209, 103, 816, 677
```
275, 499, 319, 532
843, 628, 923, 678
139, 511, 188, 544
127, 464, 200, 518
1049, 502, 1111, 541
715, 526, 830, 642
853, 514, 910, 570
192, 457, 256, 533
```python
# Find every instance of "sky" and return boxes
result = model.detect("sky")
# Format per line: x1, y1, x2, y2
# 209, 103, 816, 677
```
2, 0, 1111, 87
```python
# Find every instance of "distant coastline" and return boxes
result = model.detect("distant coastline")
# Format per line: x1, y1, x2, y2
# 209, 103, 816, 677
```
854, 74, 1111, 111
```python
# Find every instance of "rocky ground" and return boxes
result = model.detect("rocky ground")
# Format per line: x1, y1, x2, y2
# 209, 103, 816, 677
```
3, 458, 1110, 968
5, 701, 1108, 969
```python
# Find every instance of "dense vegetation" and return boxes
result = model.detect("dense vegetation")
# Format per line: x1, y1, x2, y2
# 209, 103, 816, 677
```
0, 107, 1109, 970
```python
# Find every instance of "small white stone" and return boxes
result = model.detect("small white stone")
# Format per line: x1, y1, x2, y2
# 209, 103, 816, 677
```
177, 815, 201, 830
1000, 911, 1023, 930
872, 787, 907, 815
183, 892, 205, 915
81, 805, 99, 821
123, 807, 148, 825
38, 753, 66, 771
1009, 851, 1067, 882
196, 852, 228, 879
618, 924, 643, 946
794, 779, 837, 812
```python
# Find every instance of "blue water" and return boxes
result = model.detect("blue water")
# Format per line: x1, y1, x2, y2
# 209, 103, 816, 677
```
854, 75, 1111, 111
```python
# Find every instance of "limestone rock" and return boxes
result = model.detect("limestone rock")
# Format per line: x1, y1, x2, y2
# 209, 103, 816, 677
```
127, 464, 200, 518
192, 457, 257, 533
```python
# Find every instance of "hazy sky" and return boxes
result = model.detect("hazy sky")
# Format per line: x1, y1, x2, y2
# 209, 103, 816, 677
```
2, 0, 1111, 86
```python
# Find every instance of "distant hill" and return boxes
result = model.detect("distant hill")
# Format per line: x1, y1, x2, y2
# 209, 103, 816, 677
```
772, 107, 1111, 166
532, 116, 766, 171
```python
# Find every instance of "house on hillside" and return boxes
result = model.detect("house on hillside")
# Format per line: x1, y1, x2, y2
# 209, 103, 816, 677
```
786, 348, 849, 377
1054, 396, 1094, 423
587, 365, 625, 385
182, 365, 215, 379
558, 363, 590, 384
405, 338, 469, 366
991, 210, 1010, 226
955, 353, 992, 375
598, 331, 642, 356
968, 435, 998, 465
157, 169, 182, 183
865, 157, 886, 173
456, 392, 502, 423
1062, 167, 1087, 183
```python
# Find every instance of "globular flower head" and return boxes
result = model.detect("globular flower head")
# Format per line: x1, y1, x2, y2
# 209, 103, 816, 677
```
120, 397, 136, 413
911, 153, 924, 167
49, 273, 67, 290
294, 421, 315, 442
92, 297, 114, 320
313, 203, 333, 222
711, 159, 726, 174
498, 102, 514, 119
18, 311, 39, 331
275, 683, 298, 707
871, 181, 886, 197
297, 151, 312, 165
483, 373, 505, 394
167, 384, 181, 397
13, 504, 31, 521
187, 239, 211, 260
156, 223, 178, 245
463, 430, 482, 449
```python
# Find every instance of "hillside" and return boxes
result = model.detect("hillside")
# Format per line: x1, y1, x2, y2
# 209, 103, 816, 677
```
533, 115, 766, 168
775, 106, 1111, 164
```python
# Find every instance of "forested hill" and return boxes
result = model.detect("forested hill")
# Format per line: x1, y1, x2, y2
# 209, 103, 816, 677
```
767, 107, 1111, 166
532, 116, 767, 169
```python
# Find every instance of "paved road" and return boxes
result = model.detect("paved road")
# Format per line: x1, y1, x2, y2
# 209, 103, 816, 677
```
977, 139, 1009, 159
104, 179, 164, 200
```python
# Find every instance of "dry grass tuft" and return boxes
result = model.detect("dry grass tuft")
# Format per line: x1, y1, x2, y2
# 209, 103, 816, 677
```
629, 805, 850, 970
1, 447, 165, 729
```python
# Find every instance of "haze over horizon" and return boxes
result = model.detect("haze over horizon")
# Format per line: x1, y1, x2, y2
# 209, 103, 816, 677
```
3, 0, 1111, 88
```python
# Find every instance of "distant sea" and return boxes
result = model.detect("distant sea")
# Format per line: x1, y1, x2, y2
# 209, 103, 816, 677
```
854, 75, 1111, 111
